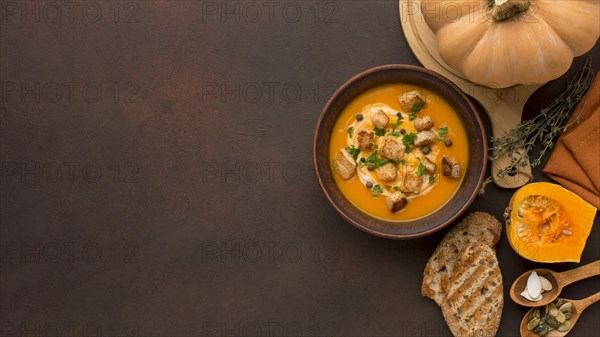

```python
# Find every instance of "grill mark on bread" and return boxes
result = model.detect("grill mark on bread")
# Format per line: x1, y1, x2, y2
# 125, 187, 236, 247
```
451, 258, 499, 319
446, 247, 489, 310
447, 264, 487, 308
462, 294, 487, 322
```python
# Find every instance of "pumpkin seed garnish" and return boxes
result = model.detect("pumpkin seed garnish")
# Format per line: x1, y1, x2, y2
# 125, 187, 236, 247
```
559, 301, 573, 312
527, 317, 541, 331
528, 299, 573, 336
546, 315, 560, 329
557, 320, 571, 332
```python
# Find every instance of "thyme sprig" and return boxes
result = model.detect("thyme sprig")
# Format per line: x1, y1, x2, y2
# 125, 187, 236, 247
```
489, 57, 594, 179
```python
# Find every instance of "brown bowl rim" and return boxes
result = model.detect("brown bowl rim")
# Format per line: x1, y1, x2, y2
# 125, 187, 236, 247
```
312, 64, 487, 239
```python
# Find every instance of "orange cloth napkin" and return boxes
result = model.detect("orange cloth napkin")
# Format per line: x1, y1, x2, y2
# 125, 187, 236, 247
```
543, 72, 600, 209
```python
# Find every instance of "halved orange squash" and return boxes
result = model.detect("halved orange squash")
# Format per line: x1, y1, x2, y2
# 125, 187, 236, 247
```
505, 182, 597, 263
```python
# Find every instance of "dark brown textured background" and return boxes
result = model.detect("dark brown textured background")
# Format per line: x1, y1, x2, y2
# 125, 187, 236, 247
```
0, 1, 598, 336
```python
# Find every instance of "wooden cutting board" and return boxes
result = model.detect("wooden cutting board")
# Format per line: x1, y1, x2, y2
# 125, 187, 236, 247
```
399, 0, 537, 188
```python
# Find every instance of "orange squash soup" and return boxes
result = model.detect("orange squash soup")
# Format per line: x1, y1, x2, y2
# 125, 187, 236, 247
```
329, 83, 469, 221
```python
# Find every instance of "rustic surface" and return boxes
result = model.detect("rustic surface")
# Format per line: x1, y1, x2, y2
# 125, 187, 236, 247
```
1, 1, 599, 336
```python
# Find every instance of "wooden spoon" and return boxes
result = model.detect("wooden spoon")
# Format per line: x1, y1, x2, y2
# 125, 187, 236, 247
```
520, 292, 600, 337
510, 261, 600, 307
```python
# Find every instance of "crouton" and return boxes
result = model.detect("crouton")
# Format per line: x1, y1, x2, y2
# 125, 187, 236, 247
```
385, 192, 408, 213
357, 129, 375, 151
376, 163, 397, 182
398, 91, 426, 113
442, 157, 461, 179
414, 130, 437, 147
380, 137, 406, 161
421, 156, 436, 173
356, 129, 375, 151
333, 149, 357, 180
372, 109, 390, 129
401, 172, 423, 193
413, 116, 433, 131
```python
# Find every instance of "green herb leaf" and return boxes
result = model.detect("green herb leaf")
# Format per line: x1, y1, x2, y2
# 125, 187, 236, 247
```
400, 159, 408, 165
402, 132, 417, 153
347, 126, 354, 139
391, 116, 403, 130
385, 185, 391, 190
372, 185, 384, 197
438, 126, 448, 141
363, 150, 388, 169
374, 127, 386, 136
416, 163, 425, 177
408, 113, 417, 121
393, 186, 400, 191
429, 175, 436, 184
391, 130, 402, 137
402, 133, 417, 146
412, 102, 425, 113
347, 145, 360, 161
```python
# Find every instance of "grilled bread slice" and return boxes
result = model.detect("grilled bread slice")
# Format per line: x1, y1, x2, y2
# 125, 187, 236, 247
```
441, 243, 503, 337
422, 212, 502, 305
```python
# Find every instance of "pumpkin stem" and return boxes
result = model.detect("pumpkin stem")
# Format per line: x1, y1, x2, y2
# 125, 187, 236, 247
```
491, 0, 530, 22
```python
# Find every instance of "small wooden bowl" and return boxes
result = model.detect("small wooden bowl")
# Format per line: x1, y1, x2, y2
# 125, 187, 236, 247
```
313, 65, 487, 239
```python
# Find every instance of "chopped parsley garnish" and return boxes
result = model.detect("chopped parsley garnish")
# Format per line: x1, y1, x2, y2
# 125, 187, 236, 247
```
347, 145, 360, 160
412, 102, 425, 113
391, 130, 402, 137
361, 150, 388, 169
416, 162, 425, 177
385, 185, 392, 190
429, 175, 436, 184
409, 102, 425, 121
347, 126, 354, 139
402, 133, 417, 153
359, 150, 398, 169
372, 185, 384, 197
402, 133, 417, 146
438, 126, 449, 141
393, 186, 400, 191
391, 116, 403, 130
374, 127, 386, 136
400, 159, 408, 165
